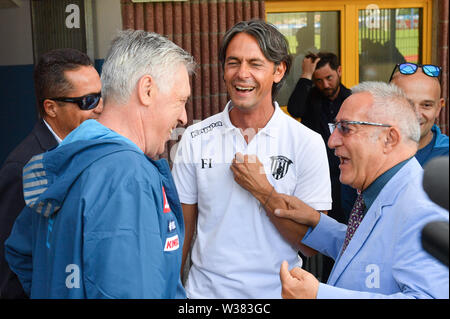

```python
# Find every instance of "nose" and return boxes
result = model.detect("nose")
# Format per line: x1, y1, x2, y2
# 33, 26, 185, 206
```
179, 107, 188, 126
327, 128, 342, 150
237, 62, 251, 79
323, 80, 331, 89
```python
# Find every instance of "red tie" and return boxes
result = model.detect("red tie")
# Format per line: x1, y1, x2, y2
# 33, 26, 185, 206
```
341, 190, 365, 254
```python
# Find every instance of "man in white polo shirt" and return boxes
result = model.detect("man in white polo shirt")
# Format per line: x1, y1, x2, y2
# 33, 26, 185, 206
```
172, 20, 332, 298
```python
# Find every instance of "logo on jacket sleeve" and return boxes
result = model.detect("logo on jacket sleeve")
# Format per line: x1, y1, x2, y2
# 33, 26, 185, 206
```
164, 234, 179, 251
162, 186, 171, 213
270, 156, 293, 180
168, 219, 177, 232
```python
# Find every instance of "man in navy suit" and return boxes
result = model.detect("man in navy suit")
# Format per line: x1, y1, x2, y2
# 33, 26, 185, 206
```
0, 48, 103, 298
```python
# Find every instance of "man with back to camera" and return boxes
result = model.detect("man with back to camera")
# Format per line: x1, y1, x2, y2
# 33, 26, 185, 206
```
389, 62, 448, 165
5, 30, 195, 298
287, 52, 353, 282
0, 48, 103, 299
172, 20, 332, 298
276, 82, 449, 298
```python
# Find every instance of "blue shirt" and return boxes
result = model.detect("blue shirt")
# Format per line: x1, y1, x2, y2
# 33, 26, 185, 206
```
415, 124, 449, 167
361, 158, 410, 216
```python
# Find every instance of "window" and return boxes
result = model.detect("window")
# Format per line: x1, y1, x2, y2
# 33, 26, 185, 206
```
267, 11, 340, 106
359, 7, 422, 82
265, 0, 432, 106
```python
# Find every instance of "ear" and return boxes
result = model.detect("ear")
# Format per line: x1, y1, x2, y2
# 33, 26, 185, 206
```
42, 99, 58, 118
436, 97, 445, 116
273, 62, 286, 84
337, 65, 342, 77
137, 74, 154, 106
383, 127, 400, 154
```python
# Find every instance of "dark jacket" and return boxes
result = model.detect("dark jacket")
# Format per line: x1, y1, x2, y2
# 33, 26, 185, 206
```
288, 78, 352, 224
0, 120, 57, 299
287, 78, 351, 138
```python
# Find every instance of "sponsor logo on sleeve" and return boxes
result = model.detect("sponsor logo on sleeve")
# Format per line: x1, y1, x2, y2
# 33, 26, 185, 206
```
162, 186, 171, 213
164, 234, 179, 251
168, 219, 177, 232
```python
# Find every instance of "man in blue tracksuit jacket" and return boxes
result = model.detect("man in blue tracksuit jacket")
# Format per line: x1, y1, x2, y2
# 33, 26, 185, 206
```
5, 30, 195, 298
415, 124, 449, 166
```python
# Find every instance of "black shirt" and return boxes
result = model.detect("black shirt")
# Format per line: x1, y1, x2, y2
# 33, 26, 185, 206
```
287, 77, 352, 224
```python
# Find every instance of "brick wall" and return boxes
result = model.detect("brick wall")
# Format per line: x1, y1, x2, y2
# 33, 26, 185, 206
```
120, 0, 449, 150
120, 0, 265, 161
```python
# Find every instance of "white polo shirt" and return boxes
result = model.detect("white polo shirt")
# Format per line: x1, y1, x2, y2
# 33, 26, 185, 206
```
172, 101, 332, 298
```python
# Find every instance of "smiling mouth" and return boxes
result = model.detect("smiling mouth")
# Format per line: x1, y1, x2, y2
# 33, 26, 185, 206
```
235, 85, 255, 93
169, 126, 177, 139
337, 155, 350, 166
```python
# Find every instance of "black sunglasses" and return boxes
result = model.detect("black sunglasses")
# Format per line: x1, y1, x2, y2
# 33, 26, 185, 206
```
389, 63, 441, 82
44, 92, 102, 110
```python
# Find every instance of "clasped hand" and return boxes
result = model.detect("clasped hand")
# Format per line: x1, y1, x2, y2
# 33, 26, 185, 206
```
230, 152, 272, 196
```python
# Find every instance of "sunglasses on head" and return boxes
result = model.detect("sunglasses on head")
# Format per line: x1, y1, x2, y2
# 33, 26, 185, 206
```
389, 63, 441, 82
43, 92, 102, 110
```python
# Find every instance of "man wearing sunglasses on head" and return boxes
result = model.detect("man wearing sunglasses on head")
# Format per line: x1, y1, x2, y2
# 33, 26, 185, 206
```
0, 48, 102, 299
390, 62, 448, 166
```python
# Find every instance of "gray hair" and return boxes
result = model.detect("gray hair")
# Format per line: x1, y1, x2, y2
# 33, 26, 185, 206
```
101, 29, 196, 105
351, 81, 420, 145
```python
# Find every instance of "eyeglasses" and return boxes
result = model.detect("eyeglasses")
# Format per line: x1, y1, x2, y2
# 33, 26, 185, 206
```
328, 120, 391, 135
43, 92, 102, 110
389, 63, 441, 82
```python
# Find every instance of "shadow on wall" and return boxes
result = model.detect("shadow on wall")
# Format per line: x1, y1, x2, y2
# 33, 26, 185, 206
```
0, 64, 36, 166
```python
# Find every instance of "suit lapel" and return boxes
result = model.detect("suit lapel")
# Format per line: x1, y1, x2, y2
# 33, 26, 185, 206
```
34, 120, 58, 151
328, 203, 383, 285
327, 159, 418, 286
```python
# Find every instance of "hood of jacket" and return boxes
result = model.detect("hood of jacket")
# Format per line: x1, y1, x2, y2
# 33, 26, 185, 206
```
21, 119, 143, 218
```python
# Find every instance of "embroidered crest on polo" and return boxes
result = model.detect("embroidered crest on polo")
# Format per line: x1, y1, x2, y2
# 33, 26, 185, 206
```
270, 156, 293, 180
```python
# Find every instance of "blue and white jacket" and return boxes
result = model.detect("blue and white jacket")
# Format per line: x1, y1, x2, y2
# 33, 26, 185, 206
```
5, 120, 186, 298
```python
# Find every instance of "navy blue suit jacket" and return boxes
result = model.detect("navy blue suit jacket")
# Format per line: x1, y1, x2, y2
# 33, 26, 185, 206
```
0, 120, 57, 299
